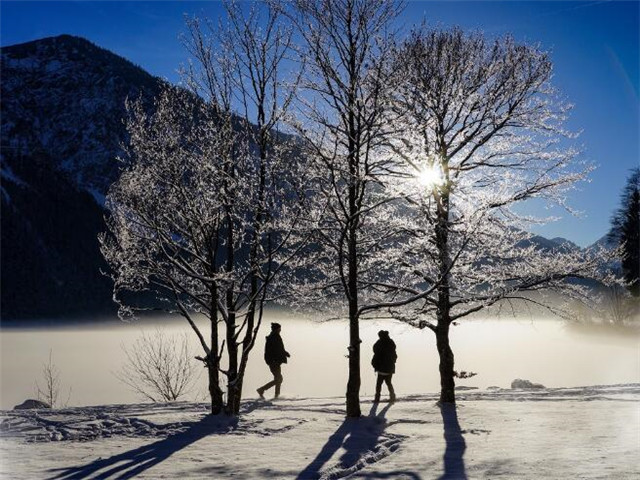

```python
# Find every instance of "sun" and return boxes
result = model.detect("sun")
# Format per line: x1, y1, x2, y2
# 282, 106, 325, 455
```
416, 164, 444, 190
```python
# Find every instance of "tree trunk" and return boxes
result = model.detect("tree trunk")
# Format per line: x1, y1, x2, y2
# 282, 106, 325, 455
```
225, 208, 238, 415
346, 166, 361, 417
346, 295, 361, 417
228, 307, 256, 417
207, 361, 223, 415
209, 284, 223, 415
225, 376, 243, 415
435, 159, 454, 404
345, 42, 362, 416
436, 324, 456, 404
345, 212, 361, 417
226, 331, 238, 414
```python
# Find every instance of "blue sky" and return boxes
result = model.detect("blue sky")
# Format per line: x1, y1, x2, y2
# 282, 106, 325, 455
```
2, 1, 638, 247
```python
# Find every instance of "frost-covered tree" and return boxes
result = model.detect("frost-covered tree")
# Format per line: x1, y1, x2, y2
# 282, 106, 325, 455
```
607, 167, 640, 296
286, 0, 404, 418
101, 2, 303, 415
179, 1, 304, 415
101, 86, 235, 414
377, 28, 614, 404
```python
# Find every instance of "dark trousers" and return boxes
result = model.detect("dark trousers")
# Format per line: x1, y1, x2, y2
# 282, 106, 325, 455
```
375, 373, 395, 400
259, 364, 283, 397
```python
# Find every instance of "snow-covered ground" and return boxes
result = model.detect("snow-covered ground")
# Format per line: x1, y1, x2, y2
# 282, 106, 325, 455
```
1, 384, 638, 479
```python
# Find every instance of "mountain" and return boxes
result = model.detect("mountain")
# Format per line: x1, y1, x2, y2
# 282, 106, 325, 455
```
1, 34, 164, 198
519, 235, 580, 254
586, 234, 616, 252
549, 237, 580, 250
1, 35, 164, 321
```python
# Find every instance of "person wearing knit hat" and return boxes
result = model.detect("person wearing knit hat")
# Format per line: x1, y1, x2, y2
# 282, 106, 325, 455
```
371, 330, 397, 403
257, 322, 290, 399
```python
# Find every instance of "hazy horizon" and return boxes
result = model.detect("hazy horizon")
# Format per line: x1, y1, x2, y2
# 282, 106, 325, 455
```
2, 313, 638, 410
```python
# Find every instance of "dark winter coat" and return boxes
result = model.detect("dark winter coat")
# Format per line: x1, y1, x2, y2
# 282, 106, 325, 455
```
264, 332, 289, 366
371, 337, 397, 374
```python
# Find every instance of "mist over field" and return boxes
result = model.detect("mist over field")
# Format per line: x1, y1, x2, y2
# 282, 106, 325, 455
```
2, 312, 638, 411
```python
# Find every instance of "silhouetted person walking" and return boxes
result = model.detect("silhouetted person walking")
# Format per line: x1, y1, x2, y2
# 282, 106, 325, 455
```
372, 330, 397, 403
257, 323, 290, 399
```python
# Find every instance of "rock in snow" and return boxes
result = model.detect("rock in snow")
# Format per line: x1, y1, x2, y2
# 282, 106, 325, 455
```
511, 378, 546, 389
13, 399, 50, 410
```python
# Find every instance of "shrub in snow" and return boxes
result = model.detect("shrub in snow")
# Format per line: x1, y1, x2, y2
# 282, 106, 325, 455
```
35, 350, 71, 408
115, 330, 199, 403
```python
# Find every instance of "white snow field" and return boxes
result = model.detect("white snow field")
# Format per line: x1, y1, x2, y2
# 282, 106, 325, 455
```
0, 384, 638, 479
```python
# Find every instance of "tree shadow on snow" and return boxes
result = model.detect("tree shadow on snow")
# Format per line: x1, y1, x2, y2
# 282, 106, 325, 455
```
438, 403, 467, 480
296, 402, 396, 480
46, 415, 239, 480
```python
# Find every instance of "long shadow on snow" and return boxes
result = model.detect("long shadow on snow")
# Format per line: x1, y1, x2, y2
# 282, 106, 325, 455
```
355, 403, 467, 480
438, 403, 467, 480
46, 414, 240, 480
296, 402, 395, 480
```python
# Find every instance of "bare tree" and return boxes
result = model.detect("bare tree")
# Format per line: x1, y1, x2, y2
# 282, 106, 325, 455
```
101, 85, 228, 414
284, 0, 405, 417
116, 330, 199, 402
102, 2, 304, 416
180, 2, 305, 414
35, 350, 70, 408
599, 286, 638, 325
374, 28, 616, 404
193, 0, 305, 415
